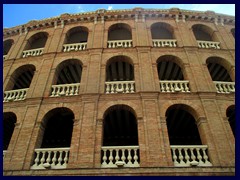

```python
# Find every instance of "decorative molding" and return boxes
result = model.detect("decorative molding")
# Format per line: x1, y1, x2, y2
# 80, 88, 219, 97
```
3, 8, 235, 38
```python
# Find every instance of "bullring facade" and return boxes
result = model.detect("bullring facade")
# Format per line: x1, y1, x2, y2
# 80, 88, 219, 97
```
3, 7, 235, 176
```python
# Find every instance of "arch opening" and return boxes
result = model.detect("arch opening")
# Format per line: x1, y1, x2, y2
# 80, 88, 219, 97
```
151, 22, 174, 39
3, 112, 17, 150
4, 39, 14, 55
65, 26, 88, 44
103, 105, 138, 146
40, 107, 74, 148
227, 105, 235, 137
166, 104, 202, 145
108, 23, 132, 41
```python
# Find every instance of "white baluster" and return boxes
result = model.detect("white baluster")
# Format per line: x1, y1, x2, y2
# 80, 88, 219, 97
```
184, 148, 190, 166
108, 149, 114, 166
51, 151, 57, 167
133, 149, 139, 166
121, 148, 126, 164
102, 149, 107, 166
32, 151, 40, 168
57, 151, 63, 167
171, 148, 178, 166
127, 149, 132, 166
63, 150, 69, 167
196, 148, 203, 166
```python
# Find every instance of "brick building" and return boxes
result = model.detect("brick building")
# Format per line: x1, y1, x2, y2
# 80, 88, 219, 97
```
3, 7, 235, 176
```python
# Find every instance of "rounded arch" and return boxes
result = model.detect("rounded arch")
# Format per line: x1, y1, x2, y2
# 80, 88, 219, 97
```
206, 56, 233, 81
40, 107, 74, 148
102, 104, 138, 146
156, 55, 185, 80
151, 22, 174, 39
161, 101, 204, 121
106, 55, 134, 81
24, 32, 48, 50
53, 58, 83, 85
192, 24, 215, 41
165, 104, 202, 145
103, 104, 137, 120
3, 39, 14, 55
3, 112, 17, 150
64, 26, 89, 44
98, 101, 142, 120
226, 105, 235, 137
108, 23, 132, 40
5, 64, 36, 91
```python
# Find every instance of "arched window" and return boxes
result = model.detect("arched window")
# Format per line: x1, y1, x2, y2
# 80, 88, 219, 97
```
22, 32, 48, 57
63, 26, 88, 52
4, 64, 35, 102
226, 105, 235, 137
107, 23, 132, 48
3, 39, 14, 56
31, 107, 74, 169
206, 57, 234, 93
3, 112, 17, 150
151, 22, 177, 47
51, 59, 82, 97
101, 105, 140, 168
166, 104, 212, 167
192, 24, 220, 49
157, 55, 190, 92
105, 56, 135, 93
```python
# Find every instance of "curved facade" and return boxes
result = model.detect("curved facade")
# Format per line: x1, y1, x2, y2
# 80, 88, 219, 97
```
3, 7, 235, 176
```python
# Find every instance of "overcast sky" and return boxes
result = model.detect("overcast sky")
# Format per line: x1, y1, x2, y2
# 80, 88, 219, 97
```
3, 4, 235, 28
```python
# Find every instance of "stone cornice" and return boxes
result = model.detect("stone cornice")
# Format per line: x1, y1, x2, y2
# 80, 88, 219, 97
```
3, 7, 235, 38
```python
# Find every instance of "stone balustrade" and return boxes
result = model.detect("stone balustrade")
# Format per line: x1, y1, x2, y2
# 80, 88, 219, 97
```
50, 83, 80, 97
160, 80, 190, 93
31, 147, 70, 170
22, 48, 44, 58
3, 150, 7, 159
152, 39, 177, 47
170, 145, 212, 167
3, 55, 7, 60
107, 40, 132, 48
105, 81, 135, 94
63, 43, 87, 52
197, 40, 220, 49
214, 81, 235, 93
3, 88, 28, 102
101, 146, 140, 168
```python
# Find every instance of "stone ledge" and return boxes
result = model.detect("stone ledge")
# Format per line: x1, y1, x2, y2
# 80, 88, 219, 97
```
4, 166, 235, 176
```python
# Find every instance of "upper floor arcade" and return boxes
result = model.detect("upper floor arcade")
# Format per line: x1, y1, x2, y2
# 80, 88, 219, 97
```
3, 53, 235, 102
3, 8, 235, 61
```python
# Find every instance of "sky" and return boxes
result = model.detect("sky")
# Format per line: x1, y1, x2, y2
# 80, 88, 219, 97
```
3, 4, 235, 28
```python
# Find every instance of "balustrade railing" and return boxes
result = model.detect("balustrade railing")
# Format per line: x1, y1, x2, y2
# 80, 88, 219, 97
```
107, 40, 132, 48
214, 81, 235, 93
105, 81, 135, 94
22, 48, 44, 58
160, 80, 190, 93
153, 39, 177, 47
63, 43, 87, 52
3, 88, 28, 102
31, 147, 70, 170
197, 41, 220, 49
170, 145, 212, 167
3, 150, 7, 159
50, 83, 80, 97
101, 146, 140, 168
3, 55, 7, 60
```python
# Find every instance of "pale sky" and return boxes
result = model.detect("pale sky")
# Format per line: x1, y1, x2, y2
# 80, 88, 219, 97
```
3, 4, 235, 28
